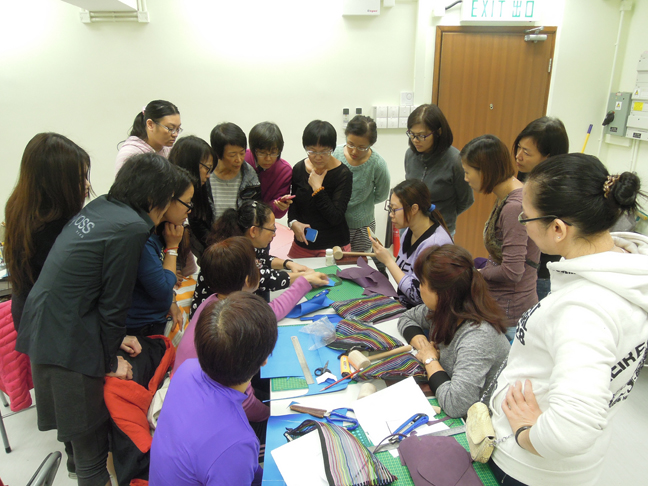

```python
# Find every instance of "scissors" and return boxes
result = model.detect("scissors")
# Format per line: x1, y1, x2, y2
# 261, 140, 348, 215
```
314, 360, 331, 377
389, 413, 429, 444
289, 404, 359, 431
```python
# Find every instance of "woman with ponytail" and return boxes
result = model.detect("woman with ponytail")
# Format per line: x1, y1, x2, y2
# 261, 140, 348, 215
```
115, 100, 181, 172
488, 154, 648, 486
371, 179, 453, 308
398, 244, 510, 418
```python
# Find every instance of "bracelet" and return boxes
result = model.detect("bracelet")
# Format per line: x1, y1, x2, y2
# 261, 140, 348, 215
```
283, 259, 293, 270
164, 247, 179, 253
165, 250, 178, 257
515, 425, 533, 447
312, 187, 325, 197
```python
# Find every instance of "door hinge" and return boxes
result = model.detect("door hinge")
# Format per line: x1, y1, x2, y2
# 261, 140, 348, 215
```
548, 58, 553, 73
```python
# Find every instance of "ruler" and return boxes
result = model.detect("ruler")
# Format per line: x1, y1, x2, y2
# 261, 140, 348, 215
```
367, 425, 466, 453
291, 336, 314, 385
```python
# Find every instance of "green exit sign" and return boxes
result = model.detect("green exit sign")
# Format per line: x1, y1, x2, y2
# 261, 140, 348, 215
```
462, 0, 540, 21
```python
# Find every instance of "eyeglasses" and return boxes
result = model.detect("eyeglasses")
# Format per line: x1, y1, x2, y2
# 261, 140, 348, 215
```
518, 212, 572, 226
175, 198, 194, 211
200, 162, 214, 174
345, 143, 370, 152
384, 200, 404, 214
256, 151, 280, 160
306, 149, 333, 158
255, 225, 277, 234
405, 130, 433, 142
155, 122, 183, 135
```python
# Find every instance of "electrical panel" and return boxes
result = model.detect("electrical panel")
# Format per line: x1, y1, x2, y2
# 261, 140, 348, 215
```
605, 92, 632, 137
627, 51, 648, 141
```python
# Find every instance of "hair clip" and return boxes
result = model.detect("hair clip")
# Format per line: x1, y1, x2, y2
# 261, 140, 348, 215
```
429, 204, 436, 212
603, 175, 619, 199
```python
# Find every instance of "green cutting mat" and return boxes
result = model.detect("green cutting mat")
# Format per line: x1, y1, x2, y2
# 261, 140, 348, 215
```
303, 265, 367, 301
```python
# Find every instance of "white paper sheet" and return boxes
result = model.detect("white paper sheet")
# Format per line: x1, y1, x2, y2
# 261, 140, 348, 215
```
271, 432, 329, 486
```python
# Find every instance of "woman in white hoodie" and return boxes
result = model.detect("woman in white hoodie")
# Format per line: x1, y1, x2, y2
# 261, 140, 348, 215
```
489, 153, 648, 486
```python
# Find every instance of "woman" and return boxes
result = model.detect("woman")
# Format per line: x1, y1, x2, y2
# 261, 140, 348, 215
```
151, 293, 276, 486
168, 135, 215, 259
191, 201, 327, 314
372, 179, 453, 308
15, 154, 178, 486
115, 100, 181, 172
209, 122, 261, 220
332, 115, 390, 252
125, 168, 195, 337
288, 120, 353, 258
398, 244, 510, 418
244, 122, 293, 218
512, 117, 569, 300
489, 154, 648, 486
175, 237, 326, 423
460, 135, 540, 339
404, 104, 473, 236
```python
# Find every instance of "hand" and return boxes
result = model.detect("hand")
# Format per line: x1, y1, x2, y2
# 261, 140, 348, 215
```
502, 380, 542, 434
286, 261, 311, 273
308, 169, 327, 191
120, 335, 142, 357
370, 236, 393, 264
410, 334, 430, 351
107, 356, 133, 380
291, 221, 311, 245
303, 272, 329, 287
274, 198, 292, 212
163, 222, 185, 248
169, 302, 183, 328
414, 339, 439, 364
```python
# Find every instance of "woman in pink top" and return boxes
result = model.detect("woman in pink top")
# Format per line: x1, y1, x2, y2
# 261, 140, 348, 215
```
174, 237, 327, 423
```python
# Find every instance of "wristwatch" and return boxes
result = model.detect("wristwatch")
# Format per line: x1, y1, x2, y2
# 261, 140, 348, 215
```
424, 357, 438, 365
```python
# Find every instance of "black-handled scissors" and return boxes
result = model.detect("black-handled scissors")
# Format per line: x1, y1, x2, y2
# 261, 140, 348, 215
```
314, 361, 331, 377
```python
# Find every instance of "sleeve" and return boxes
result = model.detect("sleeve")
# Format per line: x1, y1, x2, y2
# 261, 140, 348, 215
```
269, 161, 293, 219
372, 156, 392, 204
99, 222, 151, 373
242, 383, 270, 422
527, 305, 617, 459
313, 167, 353, 226
452, 155, 474, 216
204, 438, 259, 486
397, 304, 430, 343
434, 326, 503, 418
287, 164, 301, 223
481, 200, 530, 284
268, 276, 310, 321
258, 267, 290, 292
115, 145, 141, 175
136, 238, 177, 300
188, 215, 212, 252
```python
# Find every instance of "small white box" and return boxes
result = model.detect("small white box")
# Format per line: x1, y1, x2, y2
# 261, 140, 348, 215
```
376, 118, 388, 129
374, 106, 388, 118
398, 117, 408, 128
388, 117, 399, 129
399, 105, 410, 117
388, 106, 399, 118
342, 0, 380, 16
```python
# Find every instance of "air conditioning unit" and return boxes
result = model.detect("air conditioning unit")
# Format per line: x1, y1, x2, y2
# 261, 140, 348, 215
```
60, 0, 149, 23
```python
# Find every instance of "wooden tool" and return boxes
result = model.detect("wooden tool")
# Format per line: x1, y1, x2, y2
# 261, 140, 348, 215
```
331, 245, 375, 261
291, 336, 314, 385
348, 345, 413, 370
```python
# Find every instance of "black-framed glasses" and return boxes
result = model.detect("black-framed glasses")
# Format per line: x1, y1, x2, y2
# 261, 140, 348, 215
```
345, 142, 370, 152
518, 212, 572, 226
405, 130, 433, 142
155, 121, 183, 135
306, 149, 333, 158
200, 162, 215, 174
384, 200, 404, 214
256, 151, 280, 160
175, 198, 194, 211
255, 225, 277, 234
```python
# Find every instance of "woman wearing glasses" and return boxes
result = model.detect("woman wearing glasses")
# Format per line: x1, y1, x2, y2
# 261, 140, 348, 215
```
404, 104, 473, 236
488, 154, 648, 486
244, 122, 293, 218
332, 115, 390, 253
371, 179, 453, 308
169, 135, 216, 260
460, 135, 540, 340
288, 120, 354, 258
191, 201, 329, 313
115, 100, 181, 173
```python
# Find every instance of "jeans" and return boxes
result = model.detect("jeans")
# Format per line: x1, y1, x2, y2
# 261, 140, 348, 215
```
536, 278, 551, 301
70, 420, 111, 486
488, 458, 528, 486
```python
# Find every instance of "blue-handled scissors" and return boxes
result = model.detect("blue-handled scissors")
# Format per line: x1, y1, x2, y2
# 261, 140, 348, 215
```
388, 413, 429, 444
289, 404, 359, 431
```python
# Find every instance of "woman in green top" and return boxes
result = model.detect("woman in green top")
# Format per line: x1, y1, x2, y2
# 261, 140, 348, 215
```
332, 115, 391, 252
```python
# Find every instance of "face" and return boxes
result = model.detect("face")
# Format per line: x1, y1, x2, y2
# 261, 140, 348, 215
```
220, 144, 246, 172
345, 134, 372, 161
419, 281, 439, 311
147, 114, 181, 150
521, 183, 552, 254
515, 137, 547, 173
198, 154, 214, 185
256, 146, 280, 170
249, 212, 276, 248
163, 185, 194, 225
461, 159, 482, 193
306, 144, 333, 171
409, 123, 435, 153
387, 194, 407, 229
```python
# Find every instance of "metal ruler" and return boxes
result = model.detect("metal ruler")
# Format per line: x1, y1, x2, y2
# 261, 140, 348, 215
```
291, 336, 314, 385
367, 425, 466, 453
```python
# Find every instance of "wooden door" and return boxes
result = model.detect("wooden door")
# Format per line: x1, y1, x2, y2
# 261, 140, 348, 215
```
433, 26, 556, 258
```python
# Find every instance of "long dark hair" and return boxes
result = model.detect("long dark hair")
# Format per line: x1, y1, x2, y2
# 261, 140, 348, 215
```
207, 201, 273, 246
5, 133, 90, 295
392, 179, 451, 237
513, 116, 569, 160
414, 244, 506, 345
129, 100, 179, 141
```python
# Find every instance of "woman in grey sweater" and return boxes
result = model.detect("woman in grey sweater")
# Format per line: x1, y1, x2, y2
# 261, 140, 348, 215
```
398, 244, 510, 418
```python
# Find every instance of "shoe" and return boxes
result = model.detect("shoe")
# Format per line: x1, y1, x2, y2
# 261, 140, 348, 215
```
68, 471, 78, 480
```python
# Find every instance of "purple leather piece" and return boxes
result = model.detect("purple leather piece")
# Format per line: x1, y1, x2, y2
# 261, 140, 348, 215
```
398, 432, 482, 486
337, 257, 398, 298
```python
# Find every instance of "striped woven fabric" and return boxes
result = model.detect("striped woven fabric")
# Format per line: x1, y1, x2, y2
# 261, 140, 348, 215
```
356, 353, 427, 381
285, 420, 397, 486
329, 318, 403, 351
331, 295, 406, 323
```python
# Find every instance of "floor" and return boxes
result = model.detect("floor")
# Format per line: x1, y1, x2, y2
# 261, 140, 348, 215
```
2, 371, 648, 485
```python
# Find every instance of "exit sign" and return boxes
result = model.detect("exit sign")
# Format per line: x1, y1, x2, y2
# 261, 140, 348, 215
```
462, 0, 540, 22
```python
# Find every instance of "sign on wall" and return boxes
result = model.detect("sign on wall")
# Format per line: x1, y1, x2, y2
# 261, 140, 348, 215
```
462, 0, 540, 22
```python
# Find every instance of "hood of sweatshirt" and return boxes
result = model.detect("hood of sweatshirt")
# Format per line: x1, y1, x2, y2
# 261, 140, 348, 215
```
548, 231, 648, 313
